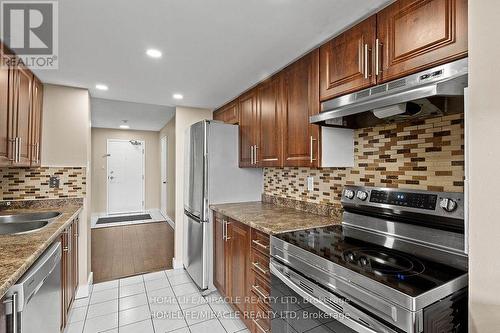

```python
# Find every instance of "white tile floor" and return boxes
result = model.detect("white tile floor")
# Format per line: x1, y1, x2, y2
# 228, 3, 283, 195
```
64, 269, 250, 333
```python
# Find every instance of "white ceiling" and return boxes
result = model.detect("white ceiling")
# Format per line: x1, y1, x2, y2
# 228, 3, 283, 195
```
34, 0, 391, 110
91, 98, 175, 131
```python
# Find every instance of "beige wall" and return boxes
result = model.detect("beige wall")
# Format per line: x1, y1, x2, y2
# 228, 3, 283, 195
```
91, 128, 160, 214
174, 107, 212, 267
41, 84, 92, 295
159, 116, 176, 221
469, 1, 500, 331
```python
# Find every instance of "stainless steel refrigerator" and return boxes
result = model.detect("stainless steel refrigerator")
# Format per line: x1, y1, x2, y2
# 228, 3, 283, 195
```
183, 120, 263, 290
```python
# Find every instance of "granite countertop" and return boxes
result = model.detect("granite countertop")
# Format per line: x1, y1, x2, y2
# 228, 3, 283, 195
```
0, 199, 83, 298
210, 201, 340, 235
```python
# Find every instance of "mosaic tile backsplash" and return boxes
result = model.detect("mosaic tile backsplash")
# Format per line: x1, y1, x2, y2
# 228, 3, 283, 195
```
264, 113, 464, 211
0, 167, 86, 201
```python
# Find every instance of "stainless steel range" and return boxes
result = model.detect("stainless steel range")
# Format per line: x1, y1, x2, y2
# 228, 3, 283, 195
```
269, 186, 468, 333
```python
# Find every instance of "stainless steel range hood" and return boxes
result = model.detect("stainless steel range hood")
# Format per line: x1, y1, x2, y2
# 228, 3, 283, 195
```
310, 58, 468, 125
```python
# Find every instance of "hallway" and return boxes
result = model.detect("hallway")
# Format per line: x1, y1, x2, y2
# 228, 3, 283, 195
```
91, 222, 174, 282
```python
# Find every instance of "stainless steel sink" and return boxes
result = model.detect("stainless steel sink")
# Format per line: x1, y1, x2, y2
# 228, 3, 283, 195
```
0, 211, 61, 223
0, 211, 61, 235
0, 220, 49, 235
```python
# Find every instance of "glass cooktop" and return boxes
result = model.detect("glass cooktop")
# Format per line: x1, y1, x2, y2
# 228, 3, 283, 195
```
274, 225, 467, 297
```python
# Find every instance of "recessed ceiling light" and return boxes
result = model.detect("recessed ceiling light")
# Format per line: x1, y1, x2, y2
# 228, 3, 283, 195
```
146, 49, 162, 58
95, 84, 108, 91
173, 93, 183, 100
120, 120, 130, 129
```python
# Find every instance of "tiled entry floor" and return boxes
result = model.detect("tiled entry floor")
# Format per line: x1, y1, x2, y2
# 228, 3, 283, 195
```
65, 269, 249, 333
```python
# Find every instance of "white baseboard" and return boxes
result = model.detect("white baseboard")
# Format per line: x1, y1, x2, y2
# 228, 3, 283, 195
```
172, 258, 183, 269
75, 272, 93, 299
164, 215, 175, 229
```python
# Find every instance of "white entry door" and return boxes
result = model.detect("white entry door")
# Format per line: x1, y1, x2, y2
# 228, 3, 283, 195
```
160, 136, 168, 218
107, 139, 145, 214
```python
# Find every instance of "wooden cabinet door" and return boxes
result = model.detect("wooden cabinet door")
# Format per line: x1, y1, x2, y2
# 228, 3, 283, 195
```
377, 0, 468, 82
65, 223, 74, 313
320, 16, 377, 101
72, 219, 79, 294
213, 214, 226, 294
0, 54, 14, 166
257, 75, 282, 167
30, 77, 43, 166
238, 89, 258, 168
11, 65, 33, 166
282, 50, 321, 167
214, 101, 239, 124
226, 220, 250, 313
60, 229, 68, 330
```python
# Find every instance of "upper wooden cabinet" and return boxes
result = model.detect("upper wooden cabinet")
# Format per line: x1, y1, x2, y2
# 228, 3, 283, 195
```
320, 16, 377, 101
30, 76, 43, 166
12, 65, 33, 166
282, 50, 320, 168
238, 89, 258, 168
377, 0, 467, 82
256, 75, 282, 167
0, 53, 13, 165
319, 0, 467, 99
214, 100, 239, 124
0, 42, 44, 167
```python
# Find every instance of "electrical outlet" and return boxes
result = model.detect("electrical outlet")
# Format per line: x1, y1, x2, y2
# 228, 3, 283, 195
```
49, 176, 60, 188
307, 176, 314, 191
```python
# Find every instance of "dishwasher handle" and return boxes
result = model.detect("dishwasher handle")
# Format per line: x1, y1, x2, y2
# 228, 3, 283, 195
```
3, 293, 18, 332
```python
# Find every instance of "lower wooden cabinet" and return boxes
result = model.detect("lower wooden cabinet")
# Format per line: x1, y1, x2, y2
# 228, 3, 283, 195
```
213, 212, 271, 333
60, 217, 79, 330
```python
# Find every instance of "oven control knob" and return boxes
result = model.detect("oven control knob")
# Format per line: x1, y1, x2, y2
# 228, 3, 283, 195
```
439, 198, 457, 212
356, 191, 368, 201
345, 252, 355, 262
359, 257, 369, 266
344, 189, 355, 199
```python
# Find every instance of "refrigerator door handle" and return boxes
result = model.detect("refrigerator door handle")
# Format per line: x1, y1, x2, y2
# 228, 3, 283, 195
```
184, 209, 205, 223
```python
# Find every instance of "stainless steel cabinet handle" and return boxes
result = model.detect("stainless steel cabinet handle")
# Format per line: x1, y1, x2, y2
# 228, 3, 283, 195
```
310, 136, 317, 164
222, 219, 226, 240
17, 137, 21, 162
252, 261, 269, 275
251, 284, 269, 301
8, 138, 16, 161
254, 145, 259, 164
250, 145, 254, 165
364, 43, 370, 79
225, 221, 231, 241
252, 239, 270, 251
252, 318, 270, 333
36, 142, 40, 163
375, 38, 383, 76
63, 247, 68, 252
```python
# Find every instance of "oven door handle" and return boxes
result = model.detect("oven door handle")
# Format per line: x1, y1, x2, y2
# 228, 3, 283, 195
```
270, 261, 397, 333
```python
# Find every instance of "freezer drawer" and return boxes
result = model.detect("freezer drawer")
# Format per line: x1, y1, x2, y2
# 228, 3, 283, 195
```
184, 212, 208, 289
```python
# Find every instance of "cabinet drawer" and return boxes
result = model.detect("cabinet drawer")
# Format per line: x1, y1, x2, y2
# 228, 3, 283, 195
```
250, 272, 271, 308
251, 229, 270, 256
251, 302, 272, 333
251, 248, 270, 280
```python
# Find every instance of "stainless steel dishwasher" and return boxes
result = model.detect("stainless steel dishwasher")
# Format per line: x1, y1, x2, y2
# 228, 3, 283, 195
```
3, 242, 62, 333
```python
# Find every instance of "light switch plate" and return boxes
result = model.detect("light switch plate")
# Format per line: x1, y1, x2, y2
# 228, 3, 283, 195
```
307, 176, 314, 191
49, 176, 60, 188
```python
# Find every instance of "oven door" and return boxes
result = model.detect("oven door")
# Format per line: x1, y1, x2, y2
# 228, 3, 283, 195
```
270, 259, 399, 333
